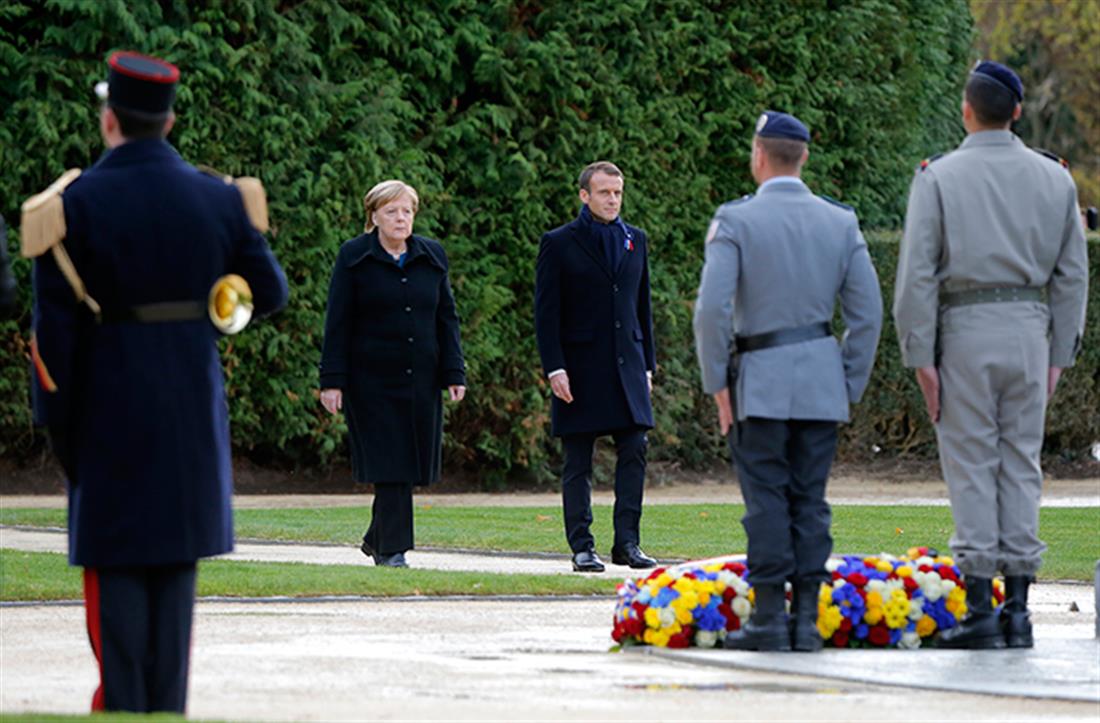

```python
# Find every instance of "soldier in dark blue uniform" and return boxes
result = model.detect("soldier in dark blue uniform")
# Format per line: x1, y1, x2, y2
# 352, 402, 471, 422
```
23, 51, 287, 713
535, 161, 658, 573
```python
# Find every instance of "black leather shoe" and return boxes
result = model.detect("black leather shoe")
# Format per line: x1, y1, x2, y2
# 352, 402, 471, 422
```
572, 549, 606, 573
611, 543, 657, 569
376, 552, 409, 568
724, 583, 792, 651
1001, 576, 1034, 648
936, 576, 1005, 649
360, 540, 377, 562
790, 579, 823, 652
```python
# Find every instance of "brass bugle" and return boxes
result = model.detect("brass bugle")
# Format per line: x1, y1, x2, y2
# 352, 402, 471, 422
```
208, 274, 253, 334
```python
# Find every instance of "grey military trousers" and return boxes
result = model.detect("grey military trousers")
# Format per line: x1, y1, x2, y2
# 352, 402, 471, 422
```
935, 301, 1050, 578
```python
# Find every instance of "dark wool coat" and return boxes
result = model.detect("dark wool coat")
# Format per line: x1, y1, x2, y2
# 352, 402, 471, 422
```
32, 139, 289, 568
319, 232, 466, 485
535, 212, 656, 437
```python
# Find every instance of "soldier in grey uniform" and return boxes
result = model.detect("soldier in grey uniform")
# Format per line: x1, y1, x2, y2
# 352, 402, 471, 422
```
694, 111, 883, 651
894, 61, 1089, 649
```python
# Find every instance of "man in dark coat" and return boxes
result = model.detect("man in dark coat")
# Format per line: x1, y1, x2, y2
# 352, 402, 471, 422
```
0, 215, 15, 316
535, 161, 658, 572
26, 51, 287, 713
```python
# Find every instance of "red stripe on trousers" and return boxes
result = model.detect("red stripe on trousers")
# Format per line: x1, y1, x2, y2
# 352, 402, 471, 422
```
82, 569, 105, 712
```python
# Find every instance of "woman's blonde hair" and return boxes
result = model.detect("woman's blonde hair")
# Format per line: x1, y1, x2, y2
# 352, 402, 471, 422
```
363, 180, 420, 232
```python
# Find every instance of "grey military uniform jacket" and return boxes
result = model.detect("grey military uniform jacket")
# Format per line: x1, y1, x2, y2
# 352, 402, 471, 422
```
694, 178, 883, 422
894, 130, 1088, 368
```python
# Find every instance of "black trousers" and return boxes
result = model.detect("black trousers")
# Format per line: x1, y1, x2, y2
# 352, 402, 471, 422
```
82, 563, 197, 713
561, 428, 647, 553
731, 417, 837, 586
363, 483, 414, 555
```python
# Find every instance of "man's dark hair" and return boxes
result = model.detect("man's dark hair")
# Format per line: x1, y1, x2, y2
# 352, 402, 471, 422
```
112, 106, 171, 140
578, 161, 623, 191
756, 137, 806, 170
964, 74, 1017, 127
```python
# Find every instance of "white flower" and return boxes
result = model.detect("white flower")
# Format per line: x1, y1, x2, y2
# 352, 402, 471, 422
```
883, 578, 905, 595
899, 631, 921, 649
922, 581, 944, 602
730, 577, 750, 596
915, 556, 934, 567
695, 630, 719, 648
941, 579, 957, 593
732, 596, 752, 619
866, 579, 885, 593
908, 597, 925, 620
717, 571, 738, 587
659, 607, 676, 627
825, 558, 842, 573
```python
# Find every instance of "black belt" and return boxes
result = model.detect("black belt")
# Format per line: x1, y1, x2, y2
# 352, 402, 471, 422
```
940, 286, 1044, 308
727, 321, 832, 446
98, 300, 206, 324
735, 322, 831, 353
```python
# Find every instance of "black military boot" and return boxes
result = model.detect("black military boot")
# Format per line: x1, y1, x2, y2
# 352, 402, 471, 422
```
1001, 576, 1034, 648
936, 576, 1005, 649
724, 583, 792, 651
790, 579, 823, 652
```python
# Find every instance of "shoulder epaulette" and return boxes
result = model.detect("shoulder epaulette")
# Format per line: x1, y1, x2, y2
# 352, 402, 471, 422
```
820, 194, 854, 212
20, 168, 101, 315
20, 169, 81, 258
917, 153, 945, 172
1034, 148, 1070, 170
726, 193, 753, 207
198, 165, 270, 233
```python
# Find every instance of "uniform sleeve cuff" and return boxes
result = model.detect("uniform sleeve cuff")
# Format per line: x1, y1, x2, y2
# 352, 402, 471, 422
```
548, 368, 566, 379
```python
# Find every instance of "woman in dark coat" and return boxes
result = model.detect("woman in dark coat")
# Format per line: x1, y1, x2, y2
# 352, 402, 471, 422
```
319, 180, 466, 567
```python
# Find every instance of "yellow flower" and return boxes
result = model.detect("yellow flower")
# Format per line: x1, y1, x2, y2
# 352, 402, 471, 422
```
650, 629, 671, 647
697, 591, 711, 607
863, 556, 879, 567
674, 606, 694, 624
747, 588, 756, 604
895, 565, 913, 578
936, 556, 955, 566
864, 606, 884, 625
644, 607, 662, 629
916, 615, 937, 637
876, 560, 894, 574
817, 604, 842, 637
654, 573, 673, 588
673, 578, 695, 594
665, 622, 682, 636
865, 591, 884, 608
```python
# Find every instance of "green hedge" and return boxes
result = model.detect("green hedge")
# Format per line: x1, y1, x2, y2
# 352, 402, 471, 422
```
8, 0, 1056, 482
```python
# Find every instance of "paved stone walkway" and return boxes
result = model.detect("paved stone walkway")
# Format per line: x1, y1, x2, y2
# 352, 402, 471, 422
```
3, 519, 1098, 719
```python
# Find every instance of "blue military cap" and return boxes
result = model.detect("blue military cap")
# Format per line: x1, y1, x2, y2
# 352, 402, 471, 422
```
755, 110, 810, 143
971, 60, 1023, 102
94, 51, 179, 119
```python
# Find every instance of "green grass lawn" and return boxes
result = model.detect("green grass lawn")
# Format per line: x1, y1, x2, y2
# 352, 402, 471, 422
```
3, 503, 1097, 581
0, 549, 615, 601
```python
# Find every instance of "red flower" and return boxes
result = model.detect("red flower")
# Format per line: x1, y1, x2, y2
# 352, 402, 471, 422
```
919, 564, 933, 573
845, 572, 868, 586
833, 632, 849, 648
722, 587, 736, 604
939, 567, 959, 583
632, 602, 647, 616
667, 632, 691, 649
868, 624, 890, 646
683, 572, 697, 580
832, 571, 842, 580
612, 626, 624, 643
645, 567, 666, 581
840, 617, 852, 632
903, 577, 919, 592
726, 562, 747, 575
624, 617, 644, 636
